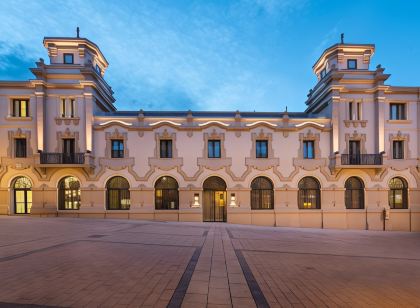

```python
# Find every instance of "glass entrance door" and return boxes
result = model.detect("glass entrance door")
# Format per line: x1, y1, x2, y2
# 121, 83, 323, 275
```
202, 176, 227, 222
13, 177, 32, 214
203, 190, 226, 222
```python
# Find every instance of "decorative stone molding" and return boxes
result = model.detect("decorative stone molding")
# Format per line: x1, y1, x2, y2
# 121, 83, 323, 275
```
148, 129, 183, 170
344, 131, 367, 154
197, 129, 232, 170
343, 120, 367, 128
55, 117, 80, 125
104, 128, 129, 158
56, 129, 81, 152
245, 129, 279, 170
297, 129, 321, 159
389, 131, 411, 159
7, 128, 33, 157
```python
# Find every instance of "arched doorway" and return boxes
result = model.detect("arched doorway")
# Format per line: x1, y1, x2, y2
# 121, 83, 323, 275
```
13, 177, 32, 214
203, 176, 227, 222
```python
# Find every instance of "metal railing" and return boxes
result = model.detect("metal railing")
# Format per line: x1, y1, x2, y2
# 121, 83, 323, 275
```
40, 153, 85, 164
341, 154, 382, 165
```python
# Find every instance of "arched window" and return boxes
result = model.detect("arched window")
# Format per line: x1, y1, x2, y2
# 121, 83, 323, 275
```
345, 177, 364, 209
298, 177, 320, 209
13, 177, 32, 214
58, 176, 81, 210
106, 176, 130, 210
389, 177, 408, 209
251, 177, 274, 209
155, 176, 179, 210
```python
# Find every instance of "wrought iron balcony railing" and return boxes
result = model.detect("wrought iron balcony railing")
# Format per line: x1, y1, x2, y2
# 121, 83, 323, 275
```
40, 153, 86, 164
341, 154, 383, 165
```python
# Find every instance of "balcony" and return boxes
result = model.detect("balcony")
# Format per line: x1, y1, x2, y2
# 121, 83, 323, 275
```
40, 153, 86, 164
341, 154, 383, 165
35, 153, 95, 174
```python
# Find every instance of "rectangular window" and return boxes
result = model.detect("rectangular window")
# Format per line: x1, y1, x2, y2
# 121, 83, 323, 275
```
303, 141, 315, 159
349, 102, 361, 120
12, 99, 29, 117
393, 141, 404, 159
349, 102, 353, 120
160, 140, 173, 158
111, 140, 124, 158
61, 99, 76, 118
15, 138, 27, 158
208, 140, 221, 158
347, 59, 357, 69
63, 53, 74, 64
320, 68, 326, 79
256, 140, 268, 158
390, 103, 406, 120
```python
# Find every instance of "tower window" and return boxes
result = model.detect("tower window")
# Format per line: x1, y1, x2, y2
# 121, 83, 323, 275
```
347, 59, 357, 69
320, 68, 327, 79
63, 53, 74, 64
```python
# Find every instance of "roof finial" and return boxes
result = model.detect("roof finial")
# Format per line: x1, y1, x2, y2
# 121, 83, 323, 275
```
285, 106, 288, 113
76, 27, 80, 38
340, 33, 344, 44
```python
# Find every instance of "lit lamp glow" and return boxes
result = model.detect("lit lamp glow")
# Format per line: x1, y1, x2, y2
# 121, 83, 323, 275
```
192, 193, 200, 208
229, 193, 238, 208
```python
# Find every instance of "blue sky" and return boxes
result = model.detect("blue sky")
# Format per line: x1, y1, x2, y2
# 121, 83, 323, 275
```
0, 0, 419, 111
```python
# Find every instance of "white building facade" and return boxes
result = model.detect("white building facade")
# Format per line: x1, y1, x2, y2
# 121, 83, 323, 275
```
0, 36, 419, 231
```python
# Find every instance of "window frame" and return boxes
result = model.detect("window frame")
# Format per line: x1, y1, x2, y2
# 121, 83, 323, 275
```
320, 68, 327, 79
303, 140, 315, 159
388, 177, 408, 209
14, 138, 27, 158
111, 139, 124, 158
63, 53, 74, 64
250, 177, 274, 210
106, 176, 131, 210
58, 176, 81, 210
12, 99, 29, 117
298, 177, 321, 209
160, 139, 173, 158
389, 103, 407, 120
255, 140, 268, 158
392, 140, 404, 159
345, 177, 365, 209
347, 59, 357, 70
154, 176, 179, 210
208, 139, 221, 158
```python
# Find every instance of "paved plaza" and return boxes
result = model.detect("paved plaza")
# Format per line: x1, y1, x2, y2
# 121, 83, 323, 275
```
0, 217, 419, 307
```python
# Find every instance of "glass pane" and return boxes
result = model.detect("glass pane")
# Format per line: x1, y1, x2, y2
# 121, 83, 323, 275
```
20, 100, 27, 117
27, 191, 32, 213
15, 190, 26, 213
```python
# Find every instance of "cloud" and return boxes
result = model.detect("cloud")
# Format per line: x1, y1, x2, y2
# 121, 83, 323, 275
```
0, 0, 309, 111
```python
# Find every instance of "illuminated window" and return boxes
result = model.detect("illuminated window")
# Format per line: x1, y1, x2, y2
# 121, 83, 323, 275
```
58, 177, 81, 210
345, 177, 364, 209
155, 176, 179, 210
13, 177, 32, 214
251, 177, 274, 210
106, 176, 130, 210
298, 177, 320, 209
12, 99, 29, 117
389, 177, 408, 209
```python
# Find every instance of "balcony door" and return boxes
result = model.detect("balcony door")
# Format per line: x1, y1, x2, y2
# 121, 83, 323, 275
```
349, 141, 360, 164
63, 139, 75, 164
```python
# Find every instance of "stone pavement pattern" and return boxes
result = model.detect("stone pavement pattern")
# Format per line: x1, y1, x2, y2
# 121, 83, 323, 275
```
0, 217, 419, 307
